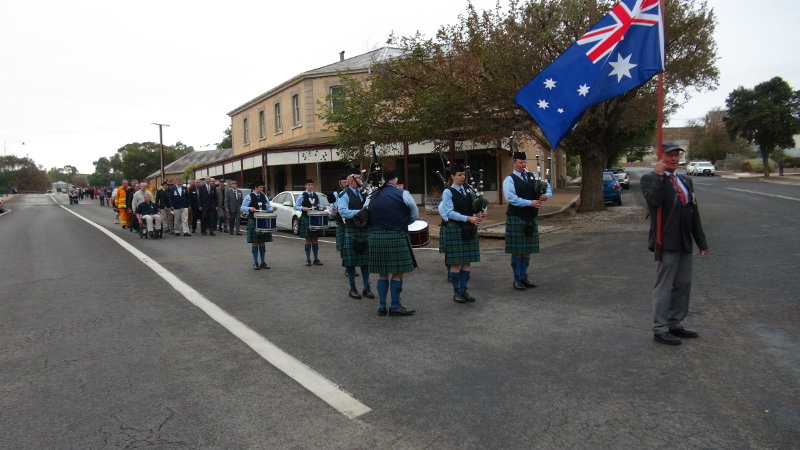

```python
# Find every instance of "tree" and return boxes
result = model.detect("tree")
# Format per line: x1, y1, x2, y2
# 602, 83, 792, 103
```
319, 0, 719, 211
688, 108, 751, 164
725, 77, 800, 176
115, 141, 194, 181
0, 155, 49, 192
87, 157, 124, 187
216, 127, 232, 150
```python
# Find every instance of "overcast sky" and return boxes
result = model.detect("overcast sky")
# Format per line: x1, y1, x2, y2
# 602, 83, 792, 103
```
2, 0, 798, 174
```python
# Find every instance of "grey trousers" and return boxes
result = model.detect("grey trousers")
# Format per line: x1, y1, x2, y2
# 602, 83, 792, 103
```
172, 208, 189, 234
652, 250, 693, 333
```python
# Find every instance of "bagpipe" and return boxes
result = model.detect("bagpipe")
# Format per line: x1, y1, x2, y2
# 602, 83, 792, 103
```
507, 135, 549, 200
435, 144, 488, 214
350, 141, 384, 227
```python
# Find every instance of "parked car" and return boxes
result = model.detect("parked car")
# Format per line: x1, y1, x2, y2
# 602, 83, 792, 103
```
269, 191, 336, 235
686, 161, 716, 176
602, 171, 622, 206
606, 167, 630, 189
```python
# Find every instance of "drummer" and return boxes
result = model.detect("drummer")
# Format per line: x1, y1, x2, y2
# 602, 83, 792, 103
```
439, 164, 487, 303
368, 168, 419, 316
336, 171, 375, 299
240, 181, 274, 270
294, 178, 324, 266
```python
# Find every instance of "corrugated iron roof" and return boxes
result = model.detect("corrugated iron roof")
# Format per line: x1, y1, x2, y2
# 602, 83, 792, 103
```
145, 148, 232, 179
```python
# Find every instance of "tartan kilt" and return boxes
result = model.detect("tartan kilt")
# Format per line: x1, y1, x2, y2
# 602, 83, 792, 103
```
335, 223, 344, 252
438, 222, 446, 253
504, 215, 539, 254
340, 225, 370, 267
298, 214, 321, 238
443, 221, 480, 265
369, 230, 416, 274
246, 217, 273, 244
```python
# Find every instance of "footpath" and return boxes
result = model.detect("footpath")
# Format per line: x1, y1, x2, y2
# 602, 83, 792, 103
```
424, 185, 581, 241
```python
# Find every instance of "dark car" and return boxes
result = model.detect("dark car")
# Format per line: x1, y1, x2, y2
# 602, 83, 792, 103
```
603, 171, 622, 206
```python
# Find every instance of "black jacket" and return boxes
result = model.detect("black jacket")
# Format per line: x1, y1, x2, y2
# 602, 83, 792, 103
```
641, 171, 708, 253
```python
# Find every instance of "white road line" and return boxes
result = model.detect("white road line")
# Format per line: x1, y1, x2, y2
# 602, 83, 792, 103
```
727, 187, 800, 202
59, 204, 372, 419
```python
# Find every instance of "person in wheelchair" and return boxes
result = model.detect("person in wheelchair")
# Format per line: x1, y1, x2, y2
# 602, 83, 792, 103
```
135, 192, 162, 238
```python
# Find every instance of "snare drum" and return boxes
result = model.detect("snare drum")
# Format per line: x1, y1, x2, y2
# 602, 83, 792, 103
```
408, 220, 430, 247
254, 211, 277, 233
308, 210, 329, 230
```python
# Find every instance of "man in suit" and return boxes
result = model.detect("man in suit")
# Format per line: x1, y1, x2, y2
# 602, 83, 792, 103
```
199, 176, 217, 235
155, 181, 173, 234
189, 179, 203, 234
167, 179, 191, 236
641, 142, 710, 346
215, 179, 227, 233
225, 181, 244, 235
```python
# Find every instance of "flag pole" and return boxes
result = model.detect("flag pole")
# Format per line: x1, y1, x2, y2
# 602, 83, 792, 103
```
654, 0, 666, 261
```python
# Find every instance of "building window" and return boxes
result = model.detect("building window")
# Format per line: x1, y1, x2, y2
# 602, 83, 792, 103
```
292, 94, 301, 127
274, 103, 282, 133
329, 86, 344, 113
243, 117, 249, 144
258, 110, 265, 139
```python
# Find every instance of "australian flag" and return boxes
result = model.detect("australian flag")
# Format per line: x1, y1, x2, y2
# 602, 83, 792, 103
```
515, 0, 665, 149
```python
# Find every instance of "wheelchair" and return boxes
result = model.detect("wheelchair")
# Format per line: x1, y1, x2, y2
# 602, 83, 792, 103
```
137, 214, 164, 239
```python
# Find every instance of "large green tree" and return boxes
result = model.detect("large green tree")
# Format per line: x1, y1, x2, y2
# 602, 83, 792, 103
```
319, 0, 718, 211
114, 141, 194, 181
0, 155, 50, 192
725, 76, 800, 177
87, 157, 124, 187
688, 108, 751, 164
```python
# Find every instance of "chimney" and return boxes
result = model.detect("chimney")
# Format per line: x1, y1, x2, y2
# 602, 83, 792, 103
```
339, 51, 345, 62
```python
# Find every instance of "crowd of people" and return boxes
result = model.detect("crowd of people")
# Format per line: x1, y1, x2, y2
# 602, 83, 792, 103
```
76, 147, 706, 344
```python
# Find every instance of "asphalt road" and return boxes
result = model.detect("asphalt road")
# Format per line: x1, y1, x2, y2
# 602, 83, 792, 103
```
1, 176, 797, 449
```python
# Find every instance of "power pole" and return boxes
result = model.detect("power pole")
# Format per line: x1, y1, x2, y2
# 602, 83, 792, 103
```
152, 123, 170, 185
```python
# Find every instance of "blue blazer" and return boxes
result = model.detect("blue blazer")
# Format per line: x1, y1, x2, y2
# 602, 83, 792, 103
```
168, 186, 190, 209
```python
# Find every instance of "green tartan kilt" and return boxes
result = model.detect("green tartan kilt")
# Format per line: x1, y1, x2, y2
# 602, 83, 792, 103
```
443, 221, 480, 265
246, 217, 273, 244
335, 223, 344, 252
298, 214, 321, 238
340, 225, 370, 267
504, 215, 539, 254
369, 230, 416, 274
438, 221, 446, 253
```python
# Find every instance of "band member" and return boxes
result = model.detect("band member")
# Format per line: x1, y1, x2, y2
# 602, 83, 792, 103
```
502, 150, 552, 290
439, 164, 487, 303
336, 172, 375, 299
368, 168, 419, 316
330, 174, 348, 253
115, 179, 130, 229
241, 181, 274, 270
294, 178, 324, 266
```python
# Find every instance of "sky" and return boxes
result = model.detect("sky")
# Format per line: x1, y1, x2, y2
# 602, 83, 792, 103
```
1, 0, 798, 174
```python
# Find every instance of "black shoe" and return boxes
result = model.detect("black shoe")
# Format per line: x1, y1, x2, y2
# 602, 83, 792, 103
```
670, 327, 698, 338
236, 232, 242, 235
453, 293, 467, 303
362, 289, 376, 299
654, 332, 682, 345
253, 263, 260, 270
377, 307, 388, 316
388, 305, 416, 316
305, 260, 312, 266
462, 291, 476, 302
313, 259, 323, 266
230, 232, 234, 235
520, 279, 538, 288
513, 280, 527, 290
201, 232, 207, 235
184, 233, 191, 236
447, 275, 453, 283
209, 232, 216, 236
260, 263, 270, 270
122, 225, 126, 229
174, 233, 181, 236
349, 289, 362, 299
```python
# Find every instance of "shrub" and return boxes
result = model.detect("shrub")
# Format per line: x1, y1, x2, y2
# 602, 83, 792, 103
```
740, 158, 777, 172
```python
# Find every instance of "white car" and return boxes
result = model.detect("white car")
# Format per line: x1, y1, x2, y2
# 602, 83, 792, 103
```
686, 161, 716, 176
269, 190, 336, 235
606, 167, 630, 189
